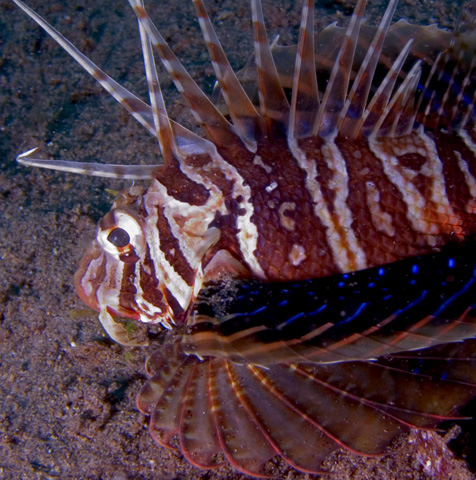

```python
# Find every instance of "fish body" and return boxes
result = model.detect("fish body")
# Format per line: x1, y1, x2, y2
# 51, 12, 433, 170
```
70, 1, 476, 344
13, 0, 476, 476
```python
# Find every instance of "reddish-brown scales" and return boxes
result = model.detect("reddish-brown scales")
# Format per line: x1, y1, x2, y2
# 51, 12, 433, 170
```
334, 138, 401, 264
249, 140, 329, 279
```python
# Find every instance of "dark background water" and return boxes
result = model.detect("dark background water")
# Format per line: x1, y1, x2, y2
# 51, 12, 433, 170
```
0, 0, 473, 478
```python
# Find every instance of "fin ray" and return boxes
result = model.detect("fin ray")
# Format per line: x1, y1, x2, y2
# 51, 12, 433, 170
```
193, 0, 260, 151
338, 0, 399, 138
16, 148, 159, 179
250, 0, 290, 131
137, 0, 180, 165
361, 39, 413, 136
289, 0, 319, 139
313, 0, 367, 138
129, 0, 243, 150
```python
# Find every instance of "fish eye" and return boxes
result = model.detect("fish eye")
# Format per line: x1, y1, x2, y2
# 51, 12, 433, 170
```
97, 210, 144, 258
107, 227, 130, 248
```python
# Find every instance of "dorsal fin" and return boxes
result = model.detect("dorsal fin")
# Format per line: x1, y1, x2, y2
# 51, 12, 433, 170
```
289, 0, 319, 139
193, 0, 260, 152
390, 75, 421, 136
250, 0, 290, 133
12, 0, 159, 139
361, 39, 413, 137
12, 0, 221, 179
369, 60, 422, 139
337, 0, 399, 138
136, 0, 179, 166
444, 8, 476, 130
313, 0, 367, 139
413, 50, 442, 129
460, 77, 476, 129
449, 55, 476, 128
129, 0, 244, 151
413, 2, 476, 132
435, 49, 467, 131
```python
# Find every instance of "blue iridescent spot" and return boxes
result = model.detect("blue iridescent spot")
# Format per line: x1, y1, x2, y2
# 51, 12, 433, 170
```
250, 306, 267, 316
448, 258, 455, 268
336, 302, 367, 325
308, 304, 327, 316
276, 312, 304, 331
433, 275, 476, 315
338, 281, 345, 288
378, 268, 385, 276
368, 282, 375, 288
411, 264, 419, 274
286, 312, 305, 324
279, 300, 288, 307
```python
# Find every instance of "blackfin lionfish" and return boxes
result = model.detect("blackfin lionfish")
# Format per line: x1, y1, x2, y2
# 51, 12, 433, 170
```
13, 0, 476, 476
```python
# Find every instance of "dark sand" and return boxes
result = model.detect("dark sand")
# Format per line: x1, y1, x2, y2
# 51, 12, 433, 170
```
1, 0, 475, 478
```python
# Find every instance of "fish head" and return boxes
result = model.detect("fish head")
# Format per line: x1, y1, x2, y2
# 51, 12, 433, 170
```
74, 185, 220, 346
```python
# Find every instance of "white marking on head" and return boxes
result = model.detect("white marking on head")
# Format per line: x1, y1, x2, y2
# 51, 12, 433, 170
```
142, 187, 196, 312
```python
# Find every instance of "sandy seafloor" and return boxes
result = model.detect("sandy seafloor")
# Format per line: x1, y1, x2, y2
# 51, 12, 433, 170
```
1, 0, 476, 478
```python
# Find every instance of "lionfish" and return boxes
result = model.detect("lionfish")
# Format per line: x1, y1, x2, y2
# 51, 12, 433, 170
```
14, 0, 476, 476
